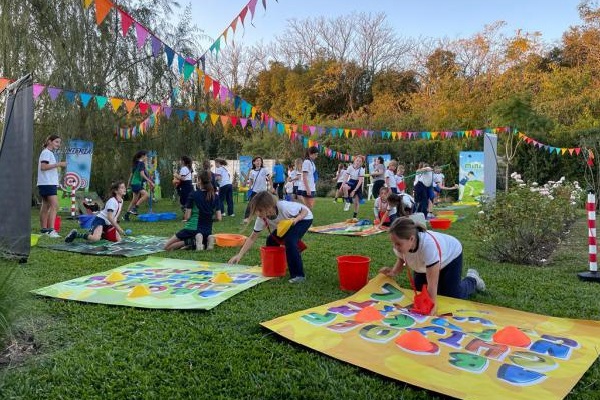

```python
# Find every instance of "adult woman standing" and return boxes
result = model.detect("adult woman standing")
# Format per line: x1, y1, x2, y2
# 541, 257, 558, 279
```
37, 135, 67, 237
370, 156, 386, 200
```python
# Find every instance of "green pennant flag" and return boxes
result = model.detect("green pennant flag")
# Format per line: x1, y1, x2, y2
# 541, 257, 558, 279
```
95, 96, 108, 110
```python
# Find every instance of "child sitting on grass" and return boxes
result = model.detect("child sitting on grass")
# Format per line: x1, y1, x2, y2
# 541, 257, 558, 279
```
65, 181, 127, 243
229, 191, 313, 283
164, 170, 222, 251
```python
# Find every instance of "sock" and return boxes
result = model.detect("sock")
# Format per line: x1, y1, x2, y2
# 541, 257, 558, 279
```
41, 228, 50, 233
76, 232, 88, 239
353, 212, 357, 218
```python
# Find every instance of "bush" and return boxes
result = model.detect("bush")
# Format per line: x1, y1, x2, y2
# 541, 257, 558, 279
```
474, 176, 581, 265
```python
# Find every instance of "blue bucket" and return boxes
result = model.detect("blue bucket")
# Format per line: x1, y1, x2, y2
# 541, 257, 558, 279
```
78, 215, 95, 229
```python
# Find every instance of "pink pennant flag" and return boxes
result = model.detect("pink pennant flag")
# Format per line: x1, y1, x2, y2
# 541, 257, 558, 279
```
230, 17, 239, 33
219, 86, 228, 103
150, 104, 161, 114
240, 118, 248, 128
575, 148, 581, 155
568, 148, 575, 156
309, 126, 316, 135
119, 9, 134, 36
248, 0, 258, 19
135, 22, 149, 49
33, 84, 45, 99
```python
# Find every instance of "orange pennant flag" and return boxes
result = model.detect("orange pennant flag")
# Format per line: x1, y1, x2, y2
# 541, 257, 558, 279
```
568, 148, 574, 156
124, 100, 136, 113
95, 0, 113, 25
0, 78, 9, 92
109, 97, 123, 112
220, 115, 229, 127
210, 113, 219, 125
203, 75, 212, 93
83, 0, 93, 9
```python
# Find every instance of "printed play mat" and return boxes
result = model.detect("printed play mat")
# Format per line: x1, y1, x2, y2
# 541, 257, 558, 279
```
261, 274, 600, 400
43, 235, 168, 257
31, 256, 272, 309
308, 221, 386, 236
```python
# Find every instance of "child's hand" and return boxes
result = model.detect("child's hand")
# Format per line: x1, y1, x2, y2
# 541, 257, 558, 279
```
379, 267, 398, 277
228, 254, 241, 264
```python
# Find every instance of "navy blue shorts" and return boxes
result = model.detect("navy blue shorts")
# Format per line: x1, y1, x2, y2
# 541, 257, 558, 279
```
131, 184, 144, 194
297, 190, 315, 198
38, 185, 57, 197
346, 179, 362, 199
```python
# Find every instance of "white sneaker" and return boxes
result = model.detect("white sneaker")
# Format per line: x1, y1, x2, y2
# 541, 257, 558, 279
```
206, 235, 215, 250
195, 233, 204, 251
343, 202, 351, 211
46, 230, 61, 238
289, 276, 306, 284
229, 214, 235, 217
467, 269, 486, 291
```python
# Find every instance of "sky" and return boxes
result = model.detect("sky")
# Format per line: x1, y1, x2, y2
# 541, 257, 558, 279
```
189, 0, 583, 49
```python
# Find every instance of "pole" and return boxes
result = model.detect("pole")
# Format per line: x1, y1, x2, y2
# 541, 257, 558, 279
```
70, 185, 76, 218
578, 190, 600, 282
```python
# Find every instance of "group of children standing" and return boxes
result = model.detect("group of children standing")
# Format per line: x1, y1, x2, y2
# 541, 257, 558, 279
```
37, 139, 485, 312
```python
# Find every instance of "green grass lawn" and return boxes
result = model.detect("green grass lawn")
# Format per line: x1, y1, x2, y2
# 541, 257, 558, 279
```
0, 197, 598, 399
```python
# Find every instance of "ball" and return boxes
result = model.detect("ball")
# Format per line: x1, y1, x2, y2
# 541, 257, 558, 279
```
125, 229, 132, 235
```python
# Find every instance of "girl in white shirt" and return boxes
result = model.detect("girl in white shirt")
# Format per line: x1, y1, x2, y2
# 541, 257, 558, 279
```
290, 158, 303, 200
243, 156, 271, 223
65, 181, 127, 243
341, 155, 365, 220
379, 218, 486, 315
333, 163, 346, 203
229, 191, 313, 283
174, 156, 193, 217
37, 135, 67, 237
297, 146, 319, 209
384, 160, 398, 194
215, 158, 234, 217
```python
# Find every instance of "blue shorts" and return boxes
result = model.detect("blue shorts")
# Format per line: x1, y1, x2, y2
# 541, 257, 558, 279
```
346, 180, 362, 199
297, 190, 315, 198
38, 185, 57, 197
90, 217, 110, 232
131, 184, 144, 194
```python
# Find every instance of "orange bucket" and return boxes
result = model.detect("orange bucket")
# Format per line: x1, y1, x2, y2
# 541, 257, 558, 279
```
336, 255, 370, 291
261, 246, 287, 277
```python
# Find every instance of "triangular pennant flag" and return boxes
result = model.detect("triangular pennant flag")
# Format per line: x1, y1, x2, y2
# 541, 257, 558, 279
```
135, 22, 149, 49
230, 16, 239, 33
183, 62, 195, 81
163, 106, 172, 118
199, 112, 207, 123
95, 0, 113, 26
33, 84, 45, 99
109, 98, 123, 111
79, 93, 93, 108
209, 37, 221, 57
63, 91, 76, 104
220, 115, 229, 127
239, 7, 249, 26
95, 95, 108, 110
212, 80, 220, 99
118, 9, 133, 36
248, 0, 258, 19
124, 100, 136, 113
164, 46, 175, 67
83, 0, 93, 8
150, 104, 161, 114
174, 109, 185, 120
561, 148, 567, 155
219, 85, 229, 103
188, 110, 196, 122
230, 116, 238, 127
222, 28, 229, 44
575, 148, 581, 155
0, 78, 9, 92
47, 87, 62, 101
569, 148, 574, 156
138, 101, 149, 114
240, 118, 248, 128
151, 36, 162, 58
203, 75, 212, 93
250, 119, 258, 129
210, 113, 219, 125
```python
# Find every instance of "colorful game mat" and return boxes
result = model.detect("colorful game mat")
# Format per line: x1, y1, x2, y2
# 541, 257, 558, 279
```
43, 235, 168, 257
31, 256, 272, 309
262, 274, 600, 400
308, 221, 386, 237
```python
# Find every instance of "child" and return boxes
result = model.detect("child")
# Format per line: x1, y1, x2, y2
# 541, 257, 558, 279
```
373, 187, 396, 227
37, 134, 67, 237
341, 155, 365, 220
284, 179, 294, 201
124, 150, 154, 220
379, 217, 486, 315
298, 146, 319, 210
65, 181, 127, 243
163, 171, 222, 251
215, 158, 234, 217
396, 164, 406, 194
290, 158, 303, 200
229, 191, 313, 283
413, 162, 433, 216
333, 163, 346, 202
384, 160, 398, 194
243, 156, 271, 223
370, 156, 386, 200
173, 155, 193, 219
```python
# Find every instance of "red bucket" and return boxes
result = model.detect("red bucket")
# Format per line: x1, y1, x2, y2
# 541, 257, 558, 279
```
54, 215, 62, 232
336, 255, 370, 291
261, 246, 287, 277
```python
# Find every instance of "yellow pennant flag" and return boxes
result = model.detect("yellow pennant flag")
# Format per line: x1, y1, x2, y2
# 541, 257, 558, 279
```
431, 131, 439, 140
344, 129, 350, 138
561, 148, 567, 155
83, 0, 93, 9
392, 132, 398, 140
210, 113, 219, 125
251, 107, 256, 118
109, 97, 123, 112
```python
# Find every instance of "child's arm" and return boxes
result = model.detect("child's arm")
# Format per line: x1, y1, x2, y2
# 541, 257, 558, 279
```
141, 170, 154, 188
379, 258, 405, 277
425, 263, 440, 315
229, 230, 259, 264
106, 211, 125, 236
292, 208, 308, 225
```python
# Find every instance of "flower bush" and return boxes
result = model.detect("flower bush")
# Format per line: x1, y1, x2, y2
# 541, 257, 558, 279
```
474, 173, 583, 265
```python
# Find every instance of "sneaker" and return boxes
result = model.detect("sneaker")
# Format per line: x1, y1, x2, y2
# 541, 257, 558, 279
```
427, 213, 436, 220
65, 229, 78, 243
130, 208, 138, 215
195, 233, 204, 251
343, 202, 351, 211
229, 214, 235, 217
206, 235, 215, 250
123, 212, 130, 221
289, 276, 306, 284
46, 230, 61, 238
467, 269, 486, 291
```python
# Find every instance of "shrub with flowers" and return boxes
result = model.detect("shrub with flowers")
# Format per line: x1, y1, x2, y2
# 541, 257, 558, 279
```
473, 173, 584, 265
